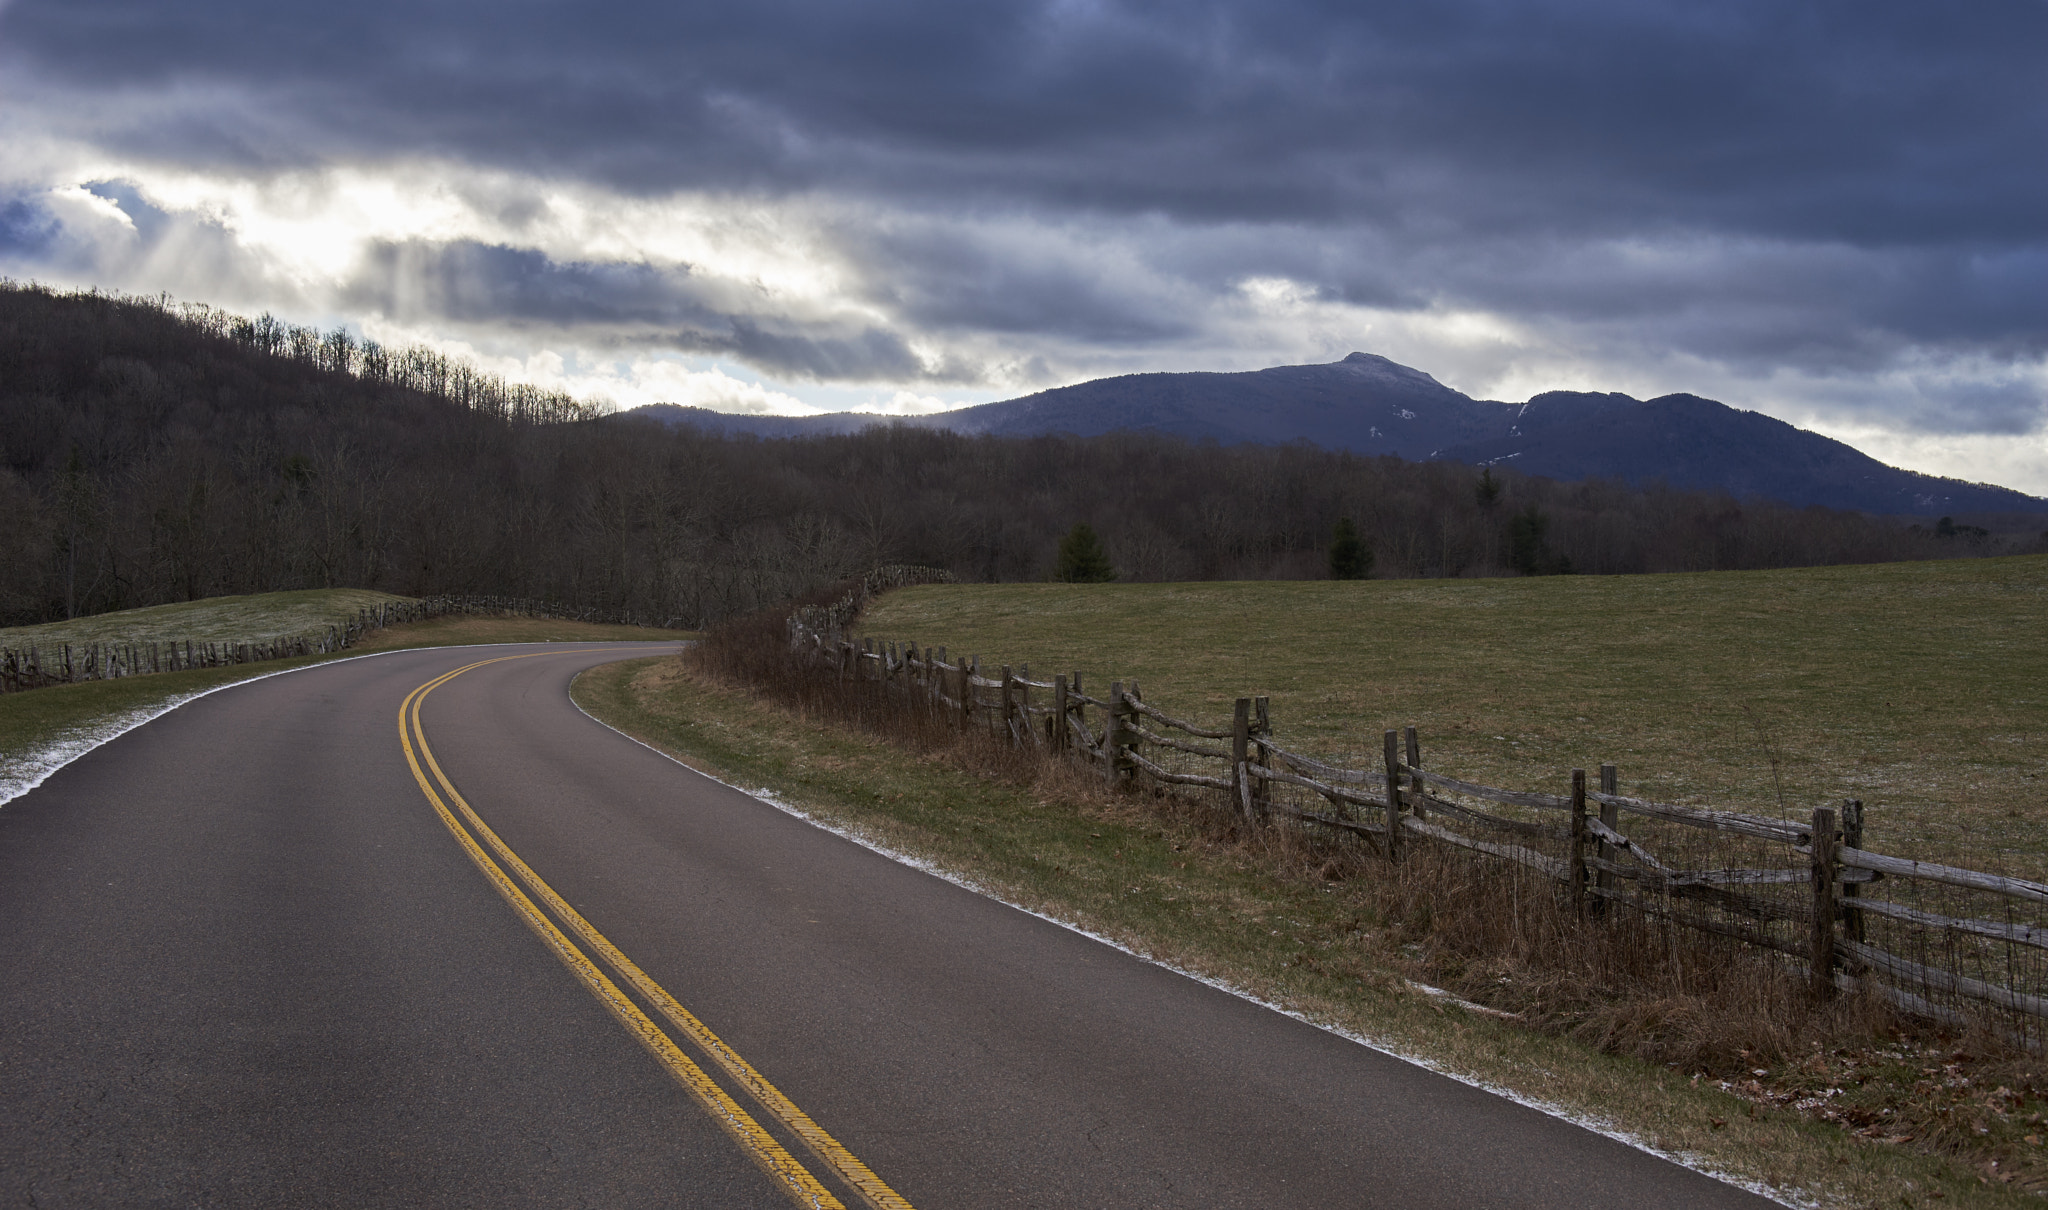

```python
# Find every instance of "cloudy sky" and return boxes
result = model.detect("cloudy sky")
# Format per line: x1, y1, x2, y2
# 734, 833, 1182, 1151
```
3, 0, 2043, 489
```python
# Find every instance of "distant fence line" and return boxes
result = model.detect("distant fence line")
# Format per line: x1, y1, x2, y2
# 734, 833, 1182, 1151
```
790, 565, 956, 642
0, 595, 632, 694
789, 613, 2048, 1045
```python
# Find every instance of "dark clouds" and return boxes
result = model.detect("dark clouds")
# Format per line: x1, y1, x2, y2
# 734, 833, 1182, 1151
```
0, 0, 2042, 448
9, 0, 2039, 233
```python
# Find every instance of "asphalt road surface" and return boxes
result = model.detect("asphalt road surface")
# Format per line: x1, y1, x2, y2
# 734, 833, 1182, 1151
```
0, 643, 1782, 1208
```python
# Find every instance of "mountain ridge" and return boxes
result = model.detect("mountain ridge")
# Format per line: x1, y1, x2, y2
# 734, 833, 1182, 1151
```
618, 353, 2045, 517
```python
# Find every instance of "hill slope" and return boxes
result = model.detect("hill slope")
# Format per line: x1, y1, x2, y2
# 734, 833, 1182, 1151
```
621, 354, 2046, 516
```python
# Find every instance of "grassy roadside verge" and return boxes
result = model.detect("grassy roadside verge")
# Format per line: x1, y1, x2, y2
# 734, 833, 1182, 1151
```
574, 653, 2024, 1208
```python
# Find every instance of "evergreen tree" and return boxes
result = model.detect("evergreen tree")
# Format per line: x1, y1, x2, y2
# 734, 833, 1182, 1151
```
1508, 505, 1548, 575
1475, 467, 1501, 509
1508, 505, 1574, 575
1055, 522, 1116, 583
1328, 518, 1372, 580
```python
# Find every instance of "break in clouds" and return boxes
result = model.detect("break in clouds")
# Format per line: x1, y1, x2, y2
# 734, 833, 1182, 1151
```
1, 0, 2044, 486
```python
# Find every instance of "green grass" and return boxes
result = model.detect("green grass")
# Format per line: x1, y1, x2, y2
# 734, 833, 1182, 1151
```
860, 556, 2048, 876
0, 588, 415, 651
576, 653, 2028, 1208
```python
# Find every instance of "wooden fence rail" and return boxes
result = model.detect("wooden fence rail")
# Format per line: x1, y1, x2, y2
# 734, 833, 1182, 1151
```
790, 615, 2048, 1044
0, 593, 632, 694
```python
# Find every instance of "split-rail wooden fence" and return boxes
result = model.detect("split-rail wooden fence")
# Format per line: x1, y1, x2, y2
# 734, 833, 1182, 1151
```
0, 594, 617, 694
792, 604, 2048, 1045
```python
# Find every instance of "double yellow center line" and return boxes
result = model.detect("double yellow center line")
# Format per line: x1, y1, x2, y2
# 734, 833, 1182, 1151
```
399, 653, 914, 1210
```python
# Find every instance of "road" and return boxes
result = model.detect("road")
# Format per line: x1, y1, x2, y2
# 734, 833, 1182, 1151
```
0, 643, 1779, 1208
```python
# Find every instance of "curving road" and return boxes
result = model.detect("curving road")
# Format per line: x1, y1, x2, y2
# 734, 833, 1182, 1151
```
0, 643, 1778, 1208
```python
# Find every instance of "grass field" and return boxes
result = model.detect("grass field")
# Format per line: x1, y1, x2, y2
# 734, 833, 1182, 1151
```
861, 556, 2048, 876
0, 588, 415, 650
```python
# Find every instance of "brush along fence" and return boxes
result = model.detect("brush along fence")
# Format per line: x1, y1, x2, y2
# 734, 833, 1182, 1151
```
0, 594, 629, 693
792, 621, 2048, 1045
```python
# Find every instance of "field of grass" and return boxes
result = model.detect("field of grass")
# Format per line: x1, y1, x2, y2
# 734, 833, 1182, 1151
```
0, 588, 415, 651
860, 556, 2048, 877
577, 653, 2030, 1208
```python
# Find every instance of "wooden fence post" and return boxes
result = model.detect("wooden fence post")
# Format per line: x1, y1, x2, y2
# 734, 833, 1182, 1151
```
1404, 725, 1424, 821
1000, 666, 1016, 745
1017, 665, 1033, 746
1103, 681, 1124, 784
1382, 730, 1402, 861
1127, 681, 1145, 773
1594, 763, 1618, 917
1053, 675, 1070, 750
1252, 697, 1271, 816
1569, 769, 1588, 920
1811, 805, 1838, 998
1069, 672, 1084, 752
1232, 698, 1253, 822
1840, 799, 1865, 944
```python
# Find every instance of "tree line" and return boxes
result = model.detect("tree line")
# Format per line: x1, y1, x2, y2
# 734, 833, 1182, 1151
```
2, 280, 2037, 629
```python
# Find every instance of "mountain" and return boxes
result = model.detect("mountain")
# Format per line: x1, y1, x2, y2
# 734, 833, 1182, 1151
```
618, 353, 2047, 517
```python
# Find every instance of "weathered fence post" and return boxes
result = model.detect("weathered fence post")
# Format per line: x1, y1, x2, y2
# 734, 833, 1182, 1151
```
1017, 665, 1033, 746
1126, 681, 1145, 772
1840, 799, 1865, 944
1404, 725, 1425, 821
1594, 763, 1618, 917
1569, 769, 1588, 920
1069, 671, 1084, 753
1104, 681, 1125, 785
1382, 730, 1402, 861
1232, 698, 1254, 821
1810, 805, 1838, 999
1000, 666, 1016, 746
1052, 675, 1069, 750
1252, 697, 1271, 817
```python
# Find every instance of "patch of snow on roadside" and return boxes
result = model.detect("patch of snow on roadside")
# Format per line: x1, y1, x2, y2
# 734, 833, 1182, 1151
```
0, 690, 217, 807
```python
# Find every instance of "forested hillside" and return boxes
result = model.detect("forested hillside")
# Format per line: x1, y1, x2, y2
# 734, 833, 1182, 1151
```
2, 282, 2036, 629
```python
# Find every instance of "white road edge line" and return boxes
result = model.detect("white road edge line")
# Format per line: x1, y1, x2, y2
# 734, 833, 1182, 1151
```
564, 668, 1806, 1210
